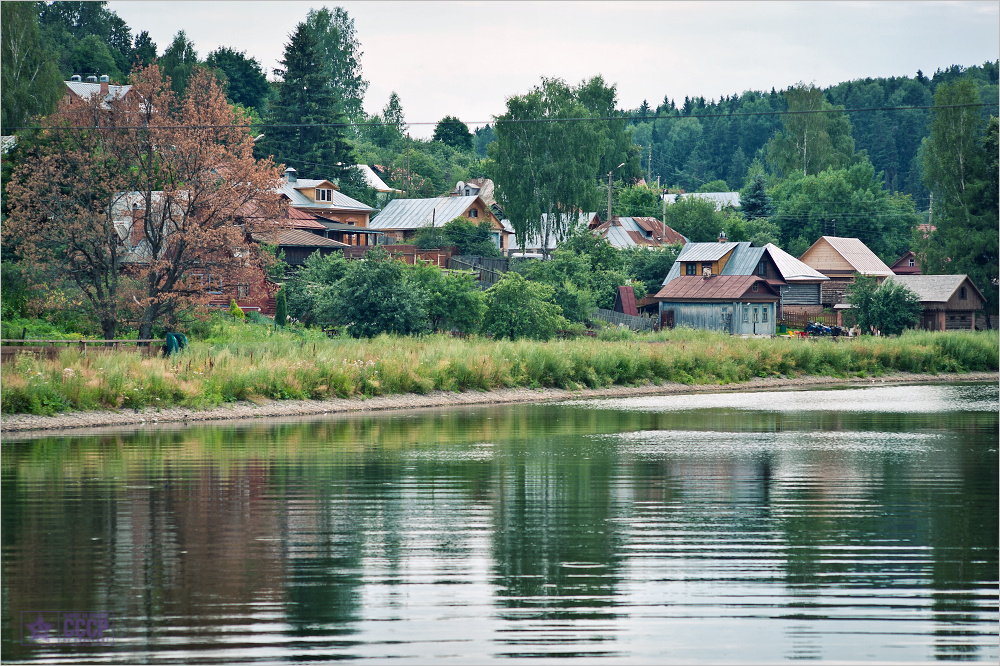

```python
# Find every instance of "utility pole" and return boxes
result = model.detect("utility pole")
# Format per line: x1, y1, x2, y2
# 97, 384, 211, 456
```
662, 194, 667, 241
647, 146, 652, 183
607, 170, 614, 223
405, 133, 411, 197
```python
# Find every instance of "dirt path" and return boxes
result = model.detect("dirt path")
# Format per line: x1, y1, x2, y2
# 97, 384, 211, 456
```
2, 371, 996, 435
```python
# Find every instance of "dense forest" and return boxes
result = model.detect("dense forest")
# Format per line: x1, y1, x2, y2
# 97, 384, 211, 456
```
2, 1, 997, 333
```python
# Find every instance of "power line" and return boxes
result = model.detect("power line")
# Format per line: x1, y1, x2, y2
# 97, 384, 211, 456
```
4, 102, 996, 133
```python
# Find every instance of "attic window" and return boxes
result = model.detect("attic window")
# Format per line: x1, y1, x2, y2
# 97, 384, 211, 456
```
469, 208, 479, 218
315, 188, 333, 202
908, 258, 915, 267
464, 188, 471, 196
685, 263, 697, 276
757, 260, 767, 276
752, 282, 759, 291
960, 286, 967, 299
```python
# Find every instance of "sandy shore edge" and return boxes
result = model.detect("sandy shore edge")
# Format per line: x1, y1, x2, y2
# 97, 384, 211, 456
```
3, 371, 996, 435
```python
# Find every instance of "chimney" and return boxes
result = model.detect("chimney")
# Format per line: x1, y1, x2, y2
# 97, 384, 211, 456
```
702, 266, 713, 278
100, 74, 109, 96
284, 167, 297, 183
718, 230, 727, 243
70, 74, 82, 82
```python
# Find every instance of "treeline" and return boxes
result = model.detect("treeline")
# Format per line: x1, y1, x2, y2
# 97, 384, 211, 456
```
623, 62, 999, 203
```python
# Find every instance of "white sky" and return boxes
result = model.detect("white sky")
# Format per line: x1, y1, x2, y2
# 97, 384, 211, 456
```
106, 1, 999, 139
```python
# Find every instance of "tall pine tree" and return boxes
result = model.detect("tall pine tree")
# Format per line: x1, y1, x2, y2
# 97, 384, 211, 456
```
261, 23, 355, 184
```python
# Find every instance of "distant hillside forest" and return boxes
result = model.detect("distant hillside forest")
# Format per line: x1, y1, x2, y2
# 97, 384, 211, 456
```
623, 63, 999, 205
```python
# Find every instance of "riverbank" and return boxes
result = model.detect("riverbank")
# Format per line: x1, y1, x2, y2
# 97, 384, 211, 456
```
3, 370, 996, 434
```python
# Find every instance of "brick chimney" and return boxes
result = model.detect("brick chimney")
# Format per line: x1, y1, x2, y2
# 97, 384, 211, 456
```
100, 74, 110, 97
718, 230, 727, 243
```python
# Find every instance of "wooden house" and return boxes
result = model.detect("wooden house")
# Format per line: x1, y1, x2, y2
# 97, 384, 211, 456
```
890, 251, 921, 275
369, 195, 509, 251
279, 167, 378, 246
652, 275, 780, 335
798, 236, 893, 306
592, 216, 687, 249
886, 274, 985, 331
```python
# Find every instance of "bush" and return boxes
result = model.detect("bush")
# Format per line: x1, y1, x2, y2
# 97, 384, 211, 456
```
482, 273, 565, 340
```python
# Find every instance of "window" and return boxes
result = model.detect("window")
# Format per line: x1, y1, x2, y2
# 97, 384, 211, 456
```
464, 188, 471, 196
469, 208, 478, 218
908, 258, 915, 267
762, 307, 768, 322
685, 263, 697, 276
753, 307, 759, 323
315, 188, 332, 202
743, 305, 749, 323
757, 260, 767, 276
752, 282, 759, 291
237, 284, 250, 298
960, 287, 967, 299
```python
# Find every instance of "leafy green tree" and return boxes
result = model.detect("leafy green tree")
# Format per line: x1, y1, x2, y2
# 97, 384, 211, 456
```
433, 115, 473, 150
623, 245, 681, 288
1, 2, 64, 131
473, 124, 495, 158
368, 91, 406, 148
481, 272, 564, 340
723, 212, 781, 246
919, 79, 998, 316
489, 76, 637, 252
697, 179, 729, 192
663, 196, 727, 243
261, 22, 357, 184
846, 275, 922, 335
284, 250, 350, 326
414, 217, 500, 257
274, 287, 288, 327
303, 6, 367, 119
408, 262, 485, 334
70, 33, 119, 79
206, 46, 269, 111
770, 156, 919, 261
230, 298, 245, 320
615, 183, 661, 216
160, 30, 198, 94
766, 83, 856, 177
319, 247, 427, 337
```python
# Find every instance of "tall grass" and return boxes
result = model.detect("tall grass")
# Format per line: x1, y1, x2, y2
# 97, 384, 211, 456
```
2, 321, 996, 415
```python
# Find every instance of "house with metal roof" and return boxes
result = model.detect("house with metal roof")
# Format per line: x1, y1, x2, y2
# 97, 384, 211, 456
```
886, 274, 985, 331
506, 212, 602, 256
652, 275, 780, 335
369, 195, 509, 252
798, 236, 894, 306
277, 167, 379, 247
592, 216, 687, 249
662, 241, 829, 317
889, 251, 921, 275
63, 75, 133, 109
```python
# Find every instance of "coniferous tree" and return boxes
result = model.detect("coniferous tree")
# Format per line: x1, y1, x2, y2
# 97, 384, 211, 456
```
262, 23, 356, 184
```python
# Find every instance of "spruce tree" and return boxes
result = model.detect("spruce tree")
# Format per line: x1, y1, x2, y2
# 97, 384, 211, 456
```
739, 171, 775, 219
262, 23, 355, 183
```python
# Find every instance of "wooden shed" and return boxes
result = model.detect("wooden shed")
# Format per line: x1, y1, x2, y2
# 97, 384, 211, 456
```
887, 274, 985, 331
652, 275, 780, 335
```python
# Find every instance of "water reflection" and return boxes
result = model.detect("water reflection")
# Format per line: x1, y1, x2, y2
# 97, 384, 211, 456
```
2, 383, 997, 663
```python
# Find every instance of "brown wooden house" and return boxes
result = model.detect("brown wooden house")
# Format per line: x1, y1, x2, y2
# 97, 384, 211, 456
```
887, 274, 986, 331
798, 236, 894, 306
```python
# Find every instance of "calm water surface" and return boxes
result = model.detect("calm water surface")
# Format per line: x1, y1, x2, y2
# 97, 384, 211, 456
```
2, 383, 997, 664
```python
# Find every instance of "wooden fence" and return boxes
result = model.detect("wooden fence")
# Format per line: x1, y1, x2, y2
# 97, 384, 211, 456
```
448, 255, 510, 289
778, 311, 839, 329
589, 308, 658, 332
1, 339, 166, 364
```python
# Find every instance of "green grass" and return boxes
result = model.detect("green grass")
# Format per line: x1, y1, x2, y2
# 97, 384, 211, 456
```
2, 318, 997, 415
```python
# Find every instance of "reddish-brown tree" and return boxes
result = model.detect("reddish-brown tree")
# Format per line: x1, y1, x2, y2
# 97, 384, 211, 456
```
4, 64, 287, 339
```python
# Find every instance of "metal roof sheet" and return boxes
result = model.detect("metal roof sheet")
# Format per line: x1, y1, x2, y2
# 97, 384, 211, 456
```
662, 192, 740, 210
720, 243, 764, 276
812, 236, 893, 276
763, 243, 829, 281
279, 181, 374, 213
887, 274, 983, 303
369, 196, 480, 230
356, 165, 400, 193
252, 228, 349, 248
654, 275, 779, 301
65, 81, 132, 107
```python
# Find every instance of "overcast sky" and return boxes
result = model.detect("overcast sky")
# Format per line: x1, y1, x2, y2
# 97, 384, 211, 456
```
106, 1, 999, 139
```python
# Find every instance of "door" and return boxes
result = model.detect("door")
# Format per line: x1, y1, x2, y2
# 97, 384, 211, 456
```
752, 306, 760, 334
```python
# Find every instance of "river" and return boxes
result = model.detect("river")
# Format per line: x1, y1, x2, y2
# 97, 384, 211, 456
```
2, 383, 997, 664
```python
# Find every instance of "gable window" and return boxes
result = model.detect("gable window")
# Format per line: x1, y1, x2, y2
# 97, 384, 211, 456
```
960, 286, 967, 299
757, 260, 767, 276
315, 188, 333, 202
469, 208, 478, 218
685, 263, 697, 276
464, 188, 471, 196
752, 282, 759, 291
908, 258, 915, 267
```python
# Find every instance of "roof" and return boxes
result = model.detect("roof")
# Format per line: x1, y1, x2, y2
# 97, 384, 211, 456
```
662, 192, 740, 210
654, 275, 780, 301
807, 236, 893, 276
316, 217, 383, 234
451, 178, 497, 207
369, 196, 484, 230
720, 243, 766, 276
614, 286, 638, 316
356, 164, 400, 193
661, 241, 741, 285
279, 179, 374, 213
1, 135, 17, 154
593, 216, 687, 249
762, 243, 829, 281
252, 228, 349, 248
285, 206, 328, 230
887, 274, 984, 303
507, 212, 595, 251
64, 81, 132, 108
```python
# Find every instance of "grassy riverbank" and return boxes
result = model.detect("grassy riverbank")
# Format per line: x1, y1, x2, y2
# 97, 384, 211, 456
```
2, 322, 997, 416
